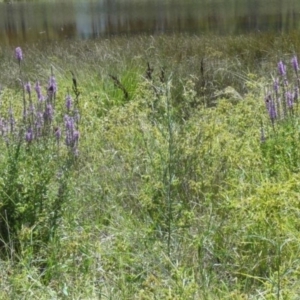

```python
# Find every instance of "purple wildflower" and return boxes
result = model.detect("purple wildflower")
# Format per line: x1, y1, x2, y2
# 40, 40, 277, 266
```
43, 104, 53, 123
68, 130, 79, 148
65, 94, 72, 111
286, 91, 294, 108
73, 130, 79, 142
25, 81, 31, 95
268, 102, 277, 121
35, 81, 42, 100
292, 55, 299, 73
15, 47, 23, 62
265, 94, 277, 122
54, 127, 61, 143
35, 112, 44, 136
64, 115, 74, 131
273, 78, 279, 94
278, 61, 286, 76
284, 78, 289, 86
64, 114, 79, 151
48, 76, 57, 94
29, 103, 35, 115
25, 127, 33, 143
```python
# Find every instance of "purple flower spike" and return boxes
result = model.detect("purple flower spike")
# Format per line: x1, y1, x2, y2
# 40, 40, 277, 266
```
284, 78, 289, 86
278, 61, 286, 76
273, 78, 279, 93
54, 127, 61, 142
48, 76, 57, 94
73, 130, 79, 142
43, 104, 53, 122
35, 81, 42, 100
64, 115, 74, 131
292, 55, 299, 73
268, 102, 277, 121
25, 127, 33, 143
25, 82, 31, 95
15, 47, 23, 62
265, 94, 277, 122
286, 91, 294, 108
65, 94, 73, 111
35, 112, 44, 136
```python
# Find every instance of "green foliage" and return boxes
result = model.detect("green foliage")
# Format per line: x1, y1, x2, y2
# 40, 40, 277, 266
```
3, 34, 300, 299
0, 57, 79, 267
261, 118, 300, 176
0, 136, 74, 257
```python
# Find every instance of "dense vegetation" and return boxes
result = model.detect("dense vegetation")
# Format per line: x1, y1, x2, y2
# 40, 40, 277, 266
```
1, 32, 300, 299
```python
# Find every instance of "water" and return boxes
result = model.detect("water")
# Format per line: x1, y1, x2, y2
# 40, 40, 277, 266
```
1, 0, 300, 46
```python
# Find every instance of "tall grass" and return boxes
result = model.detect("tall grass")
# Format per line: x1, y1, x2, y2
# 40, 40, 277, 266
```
1, 32, 300, 298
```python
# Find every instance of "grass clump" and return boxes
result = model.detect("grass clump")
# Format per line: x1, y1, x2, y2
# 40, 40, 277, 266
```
2, 33, 300, 299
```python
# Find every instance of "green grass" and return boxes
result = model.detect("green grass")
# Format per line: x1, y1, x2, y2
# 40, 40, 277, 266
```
1, 32, 300, 299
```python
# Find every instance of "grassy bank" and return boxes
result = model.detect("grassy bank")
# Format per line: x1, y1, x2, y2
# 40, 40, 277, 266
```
1, 32, 300, 299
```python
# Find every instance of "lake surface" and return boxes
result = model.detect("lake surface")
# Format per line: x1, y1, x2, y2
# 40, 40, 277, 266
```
1, 0, 300, 46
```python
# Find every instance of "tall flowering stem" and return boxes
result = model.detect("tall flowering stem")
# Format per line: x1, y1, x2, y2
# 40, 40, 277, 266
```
15, 47, 27, 124
64, 115, 79, 155
25, 81, 35, 126
292, 56, 300, 110
277, 61, 288, 117
65, 94, 73, 112
265, 93, 276, 129
0, 46, 84, 258
292, 56, 299, 74
35, 81, 42, 100
71, 71, 80, 127
15, 47, 23, 68
273, 77, 281, 120
8, 104, 15, 134
48, 76, 57, 102
278, 61, 286, 77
